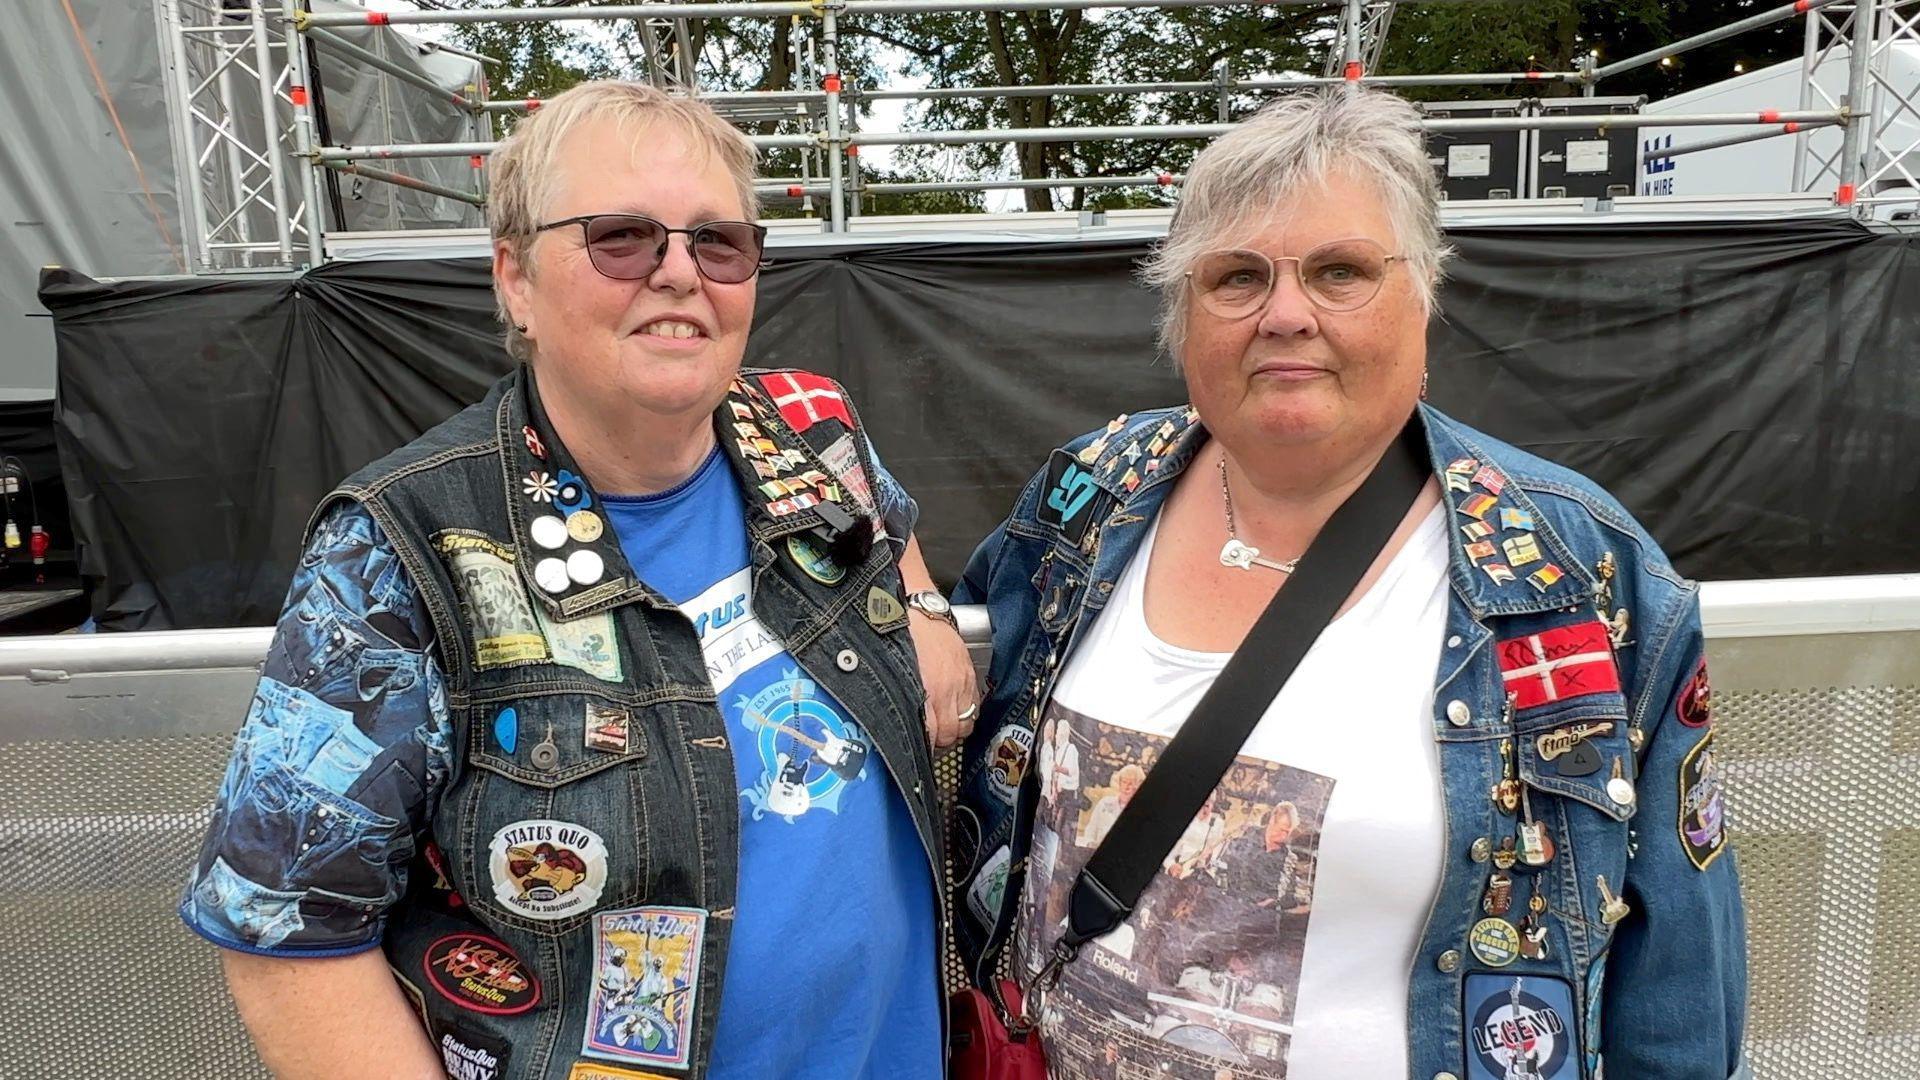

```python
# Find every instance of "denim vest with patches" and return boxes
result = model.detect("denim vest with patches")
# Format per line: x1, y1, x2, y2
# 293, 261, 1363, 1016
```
320, 365, 942, 1080
949, 403, 1748, 1080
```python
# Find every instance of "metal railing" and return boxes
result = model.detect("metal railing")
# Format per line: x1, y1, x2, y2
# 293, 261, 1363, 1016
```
154, 0, 1920, 270
4, 576, 1920, 1075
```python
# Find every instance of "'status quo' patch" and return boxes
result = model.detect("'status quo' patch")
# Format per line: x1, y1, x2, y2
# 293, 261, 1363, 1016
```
582, 906, 707, 1070
1676, 656, 1713, 728
423, 932, 540, 1015
984, 725, 1035, 803
435, 530, 549, 669
1679, 731, 1729, 870
1462, 972, 1579, 1080
488, 820, 609, 920
818, 432, 878, 519
437, 1024, 512, 1080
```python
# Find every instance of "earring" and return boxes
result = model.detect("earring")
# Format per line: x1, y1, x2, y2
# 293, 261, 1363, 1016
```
1420, 367, 1430, 400
513, 322, 528, 333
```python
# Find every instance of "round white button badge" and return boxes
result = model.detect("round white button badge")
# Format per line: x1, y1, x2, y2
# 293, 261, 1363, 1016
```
533, 557, 570, 594
567, 549, 605, 586
530, 515, 569, 550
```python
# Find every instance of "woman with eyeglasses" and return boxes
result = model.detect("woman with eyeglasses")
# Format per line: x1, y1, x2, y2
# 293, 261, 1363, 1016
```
180, 81, 969, 1079
951, 88, 1747, 1080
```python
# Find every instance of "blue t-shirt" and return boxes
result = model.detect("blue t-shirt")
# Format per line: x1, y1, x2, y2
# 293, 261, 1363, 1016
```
600, 448, 941, 1080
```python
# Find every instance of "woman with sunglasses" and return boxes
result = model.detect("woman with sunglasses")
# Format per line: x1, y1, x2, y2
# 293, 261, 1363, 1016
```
951, 89, 1747, 1080
181, 81, 969, 1079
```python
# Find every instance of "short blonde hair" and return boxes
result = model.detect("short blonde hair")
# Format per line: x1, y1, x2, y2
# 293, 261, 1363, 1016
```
487, 81, 762, 360
1139, 88, 1453, 363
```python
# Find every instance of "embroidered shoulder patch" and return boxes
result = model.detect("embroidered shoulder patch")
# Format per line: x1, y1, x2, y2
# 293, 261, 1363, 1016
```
757, 371, 851, 433
1679, 731, 1728, 870
1676, 657, 1712, 728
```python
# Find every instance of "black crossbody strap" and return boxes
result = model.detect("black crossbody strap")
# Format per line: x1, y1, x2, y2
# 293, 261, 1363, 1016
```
1059, 422, 1430, 949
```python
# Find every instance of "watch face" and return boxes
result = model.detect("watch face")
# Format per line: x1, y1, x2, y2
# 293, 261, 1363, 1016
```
915, 592, 951, 615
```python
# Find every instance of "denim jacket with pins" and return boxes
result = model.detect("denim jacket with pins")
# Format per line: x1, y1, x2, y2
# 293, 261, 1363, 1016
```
949, 402, 1748, 1080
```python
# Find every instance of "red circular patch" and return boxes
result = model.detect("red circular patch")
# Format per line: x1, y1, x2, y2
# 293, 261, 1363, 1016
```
424, 932, 541, 1016
1676, 658, 1713, 728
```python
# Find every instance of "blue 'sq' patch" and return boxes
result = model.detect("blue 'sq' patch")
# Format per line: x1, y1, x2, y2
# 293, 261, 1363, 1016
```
1037, 449, 1101, 545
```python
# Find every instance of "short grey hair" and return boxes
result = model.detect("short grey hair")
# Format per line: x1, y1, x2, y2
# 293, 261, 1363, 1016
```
487, 81, 762, 361
1139, 88, 1453, 361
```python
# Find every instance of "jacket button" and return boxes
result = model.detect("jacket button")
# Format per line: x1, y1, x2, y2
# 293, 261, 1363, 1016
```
1436, 949, 1461, 973
1447, 634, 1463, 648
836, 649, 859, 672
1436, 1073, 1461, 1080
1446, 700, 1472, 726
1470, 838, 1491, 863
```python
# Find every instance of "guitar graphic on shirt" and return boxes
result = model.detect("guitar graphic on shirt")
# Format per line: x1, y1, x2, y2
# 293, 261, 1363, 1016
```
741, 685, 868, 781
766, 751, 813, 817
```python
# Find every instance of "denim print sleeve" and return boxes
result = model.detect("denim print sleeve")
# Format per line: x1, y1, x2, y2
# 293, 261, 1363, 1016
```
862, 436, 920, 546
179, 502, 452, 957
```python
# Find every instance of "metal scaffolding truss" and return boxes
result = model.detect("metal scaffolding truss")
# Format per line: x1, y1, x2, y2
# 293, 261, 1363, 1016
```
160, 0, 1919, 272
1793, 0, 1920, 199
636, 0, 701, 91
158, 0, 311, 269
1324, 0, 1397, 80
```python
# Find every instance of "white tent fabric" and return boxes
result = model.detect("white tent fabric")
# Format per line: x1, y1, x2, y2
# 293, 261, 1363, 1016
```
0, 0, 485, 398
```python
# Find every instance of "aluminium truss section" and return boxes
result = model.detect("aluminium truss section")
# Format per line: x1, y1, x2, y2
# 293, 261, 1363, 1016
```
162, 0, 497, 272
635, 0, 702, 91
1792, 0, 1920, 201
159, 0, 308, 270
1324, 0, 1396, 80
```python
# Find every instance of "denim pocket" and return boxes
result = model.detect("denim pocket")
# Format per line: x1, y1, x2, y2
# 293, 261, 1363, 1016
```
451, 691, 666, 938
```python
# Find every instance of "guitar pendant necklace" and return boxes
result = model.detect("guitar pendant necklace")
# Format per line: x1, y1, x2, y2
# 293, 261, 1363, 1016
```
1218, 456, 1302, 575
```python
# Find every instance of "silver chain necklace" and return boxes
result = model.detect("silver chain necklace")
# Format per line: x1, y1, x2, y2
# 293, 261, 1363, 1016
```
1218, 456, 1301, 574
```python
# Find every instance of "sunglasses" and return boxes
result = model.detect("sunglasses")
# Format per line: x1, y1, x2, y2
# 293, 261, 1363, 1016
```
534, 213, 769, 284
1186, 238, 1406, 317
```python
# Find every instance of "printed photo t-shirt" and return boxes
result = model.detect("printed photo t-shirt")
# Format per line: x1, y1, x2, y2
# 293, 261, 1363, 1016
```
1019, 507, 1450, 1080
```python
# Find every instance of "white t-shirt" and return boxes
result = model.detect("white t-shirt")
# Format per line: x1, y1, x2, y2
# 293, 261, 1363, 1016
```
1020, 506, 1450, 1080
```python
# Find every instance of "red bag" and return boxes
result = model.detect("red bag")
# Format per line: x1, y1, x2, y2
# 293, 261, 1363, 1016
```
949, 979, 1050, 1080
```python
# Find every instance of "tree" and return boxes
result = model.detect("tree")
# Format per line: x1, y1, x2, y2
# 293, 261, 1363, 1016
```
1378, 1, 1803, 101
874, 5, 1331, 210
442, 0, 905, 217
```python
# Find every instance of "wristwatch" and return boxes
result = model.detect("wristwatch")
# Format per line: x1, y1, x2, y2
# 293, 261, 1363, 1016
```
905, 590, 957, 629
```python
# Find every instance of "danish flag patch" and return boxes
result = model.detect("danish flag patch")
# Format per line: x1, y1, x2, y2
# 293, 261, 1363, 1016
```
1496, 621, 1621, 711
757, 371, 852, 433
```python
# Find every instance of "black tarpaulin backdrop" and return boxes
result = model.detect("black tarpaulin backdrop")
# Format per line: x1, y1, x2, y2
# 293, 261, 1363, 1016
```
40, 217, 1920, 630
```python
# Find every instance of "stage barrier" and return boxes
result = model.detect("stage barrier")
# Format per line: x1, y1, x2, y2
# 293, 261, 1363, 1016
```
1, 580, 1916, 1078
